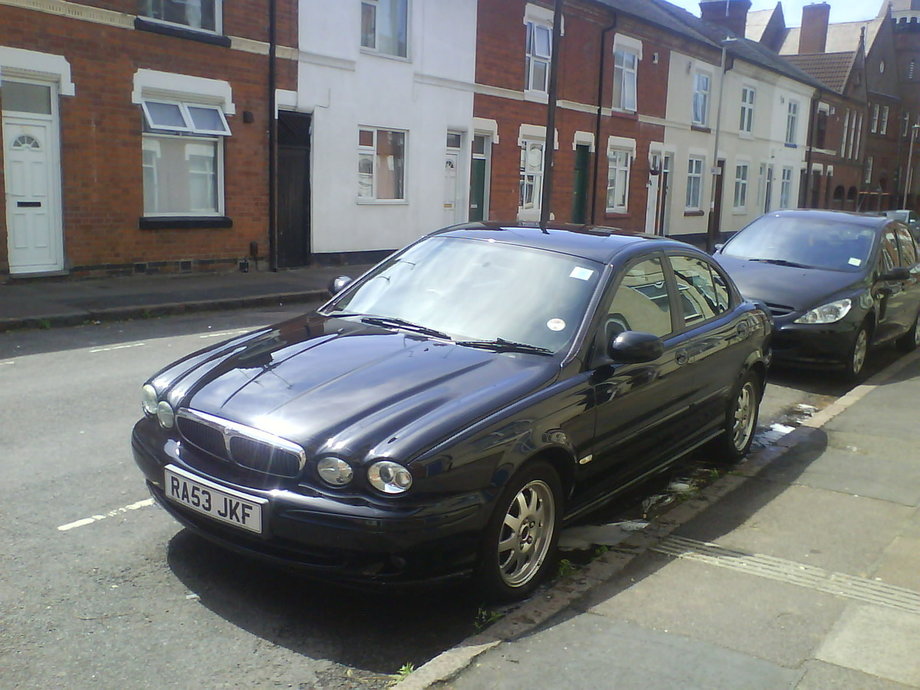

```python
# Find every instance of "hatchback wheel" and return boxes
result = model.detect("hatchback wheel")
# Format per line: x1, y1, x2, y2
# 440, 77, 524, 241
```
714, 370, 760, 463
477, 462, 561, 601
846, 325, 870, 381
897, 312, 920, 353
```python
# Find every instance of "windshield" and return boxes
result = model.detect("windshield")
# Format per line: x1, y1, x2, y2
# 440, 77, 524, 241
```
323, 235, 603, 352
722, 214, 876, 273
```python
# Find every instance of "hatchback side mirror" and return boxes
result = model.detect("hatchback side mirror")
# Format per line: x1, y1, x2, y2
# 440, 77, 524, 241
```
879, 267, 910, 282
328, 276, 353, 296
608, 331, 664, 363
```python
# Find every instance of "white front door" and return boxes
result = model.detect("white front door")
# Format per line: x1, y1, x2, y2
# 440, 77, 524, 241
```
444, 150, 461, 226
3, 92, 64, 274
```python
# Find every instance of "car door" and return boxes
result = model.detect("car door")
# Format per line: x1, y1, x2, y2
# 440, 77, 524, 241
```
664, 252, 754, 434
894, 224, 920, 329
573, 252, 697, 507
874, 225, 910, 342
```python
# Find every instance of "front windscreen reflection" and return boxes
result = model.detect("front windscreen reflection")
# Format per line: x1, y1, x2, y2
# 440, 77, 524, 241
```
324, 236, 603, 352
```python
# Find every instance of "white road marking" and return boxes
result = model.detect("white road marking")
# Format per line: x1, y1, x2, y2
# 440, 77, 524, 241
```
58, 498, 154, 531
0, 361, 13, 366
89, 342, 147, 353
198, 328, 253, 339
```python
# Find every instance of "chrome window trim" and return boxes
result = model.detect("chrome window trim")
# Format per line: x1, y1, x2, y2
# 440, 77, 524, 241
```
177, 408, 307, 472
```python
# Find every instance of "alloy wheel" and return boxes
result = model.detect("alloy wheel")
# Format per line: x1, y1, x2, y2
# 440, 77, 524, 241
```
850, 327, 868, 376
496, 479, 556, 588
731, 380, 757, 452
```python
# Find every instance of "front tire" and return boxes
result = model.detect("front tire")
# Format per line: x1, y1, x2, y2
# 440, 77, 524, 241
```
476, 461, 562, 602
714, 370, 760, 463
845, 324, 870, 381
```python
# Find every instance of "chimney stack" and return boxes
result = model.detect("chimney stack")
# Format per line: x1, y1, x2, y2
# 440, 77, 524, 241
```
699, 0, 752, 37
799, 3, 830, 54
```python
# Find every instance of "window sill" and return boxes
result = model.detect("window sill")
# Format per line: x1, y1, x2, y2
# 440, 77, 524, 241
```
683, 209, 705, 217
739, 131, 753, 139
134, 17, 231, 47
610, 109, 638, 121
139, 216, 233, 230
524, 90, 549, 104
690, 124, 711, 133
605, 210, 630, 218
359, 47, 411, 63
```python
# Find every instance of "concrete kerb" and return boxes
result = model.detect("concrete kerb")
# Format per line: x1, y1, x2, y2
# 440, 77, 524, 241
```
0, 290, 327, 333
395, 349, 920, 690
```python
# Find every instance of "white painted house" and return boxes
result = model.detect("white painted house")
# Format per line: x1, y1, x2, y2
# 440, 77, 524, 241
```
286, 0, 477, 260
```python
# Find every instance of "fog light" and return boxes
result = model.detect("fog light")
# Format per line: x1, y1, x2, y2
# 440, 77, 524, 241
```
367, 460, 413, 494
141, 384, 158, 416
317, 457, 354, 487
156, 401, 175, 429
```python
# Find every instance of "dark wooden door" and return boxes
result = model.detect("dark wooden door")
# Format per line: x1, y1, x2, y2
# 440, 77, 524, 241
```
571, 144, 589, 224
277, 112, 312, 268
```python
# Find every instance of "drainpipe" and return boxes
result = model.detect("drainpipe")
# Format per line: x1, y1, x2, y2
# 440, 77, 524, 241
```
803, 92, 819, 207
706, 39, 731, 253
539, 0, 564, 227
268, 0, 279, 271
591, 15, 617, 225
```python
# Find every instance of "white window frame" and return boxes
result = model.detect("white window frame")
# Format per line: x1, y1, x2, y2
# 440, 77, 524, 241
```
141, 133, 225, 217
141, 100, 230, 136
606, 149, 631, 213
785, 100, 799, 145
613, 47, 639, 112
686, 156, 704, 210
733, 162, 749, 211
524, 20, 552, 94
865, 155, 874, 185
139, 0, 222, 35
841, 109, 850, 156
880, 105, 889, 135
692, 71, 711, 126
870, 103, 879, 133
519, 137, 545, 215
780, 166, 794, 208
357, 127, 408, 203
739, 86, 755, 135
360, 0, 409, 59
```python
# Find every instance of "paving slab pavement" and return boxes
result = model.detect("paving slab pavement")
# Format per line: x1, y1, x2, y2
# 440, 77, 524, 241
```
0, 264, 374, 331
412, 352, 920, 689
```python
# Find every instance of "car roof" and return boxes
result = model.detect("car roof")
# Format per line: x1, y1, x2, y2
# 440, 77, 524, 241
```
432, 222, 699, 264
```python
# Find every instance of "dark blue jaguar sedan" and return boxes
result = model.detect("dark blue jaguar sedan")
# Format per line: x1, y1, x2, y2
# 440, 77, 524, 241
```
132, 223, 770, 600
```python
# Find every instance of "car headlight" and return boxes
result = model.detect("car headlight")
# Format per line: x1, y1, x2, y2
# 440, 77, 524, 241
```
316, 457, 354, 487
141, 384, 158, 416
794, 298, 852, 325
367, 460, 413, 494
156, 400, 175, 429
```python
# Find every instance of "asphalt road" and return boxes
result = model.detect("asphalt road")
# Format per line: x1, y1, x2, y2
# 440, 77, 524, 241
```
0, 306, 905, 689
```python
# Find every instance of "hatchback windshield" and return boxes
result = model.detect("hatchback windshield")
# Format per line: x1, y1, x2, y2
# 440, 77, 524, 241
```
722, 214, 877, 273
324, 235, 603, 352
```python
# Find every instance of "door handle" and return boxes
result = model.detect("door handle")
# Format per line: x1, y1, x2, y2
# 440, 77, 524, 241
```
675, 350, 689, 365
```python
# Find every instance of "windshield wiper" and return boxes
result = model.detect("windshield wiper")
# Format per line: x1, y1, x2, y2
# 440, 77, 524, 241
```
455, 337, 554, 356
360, 316, 451, 340
748, 258, 812, 269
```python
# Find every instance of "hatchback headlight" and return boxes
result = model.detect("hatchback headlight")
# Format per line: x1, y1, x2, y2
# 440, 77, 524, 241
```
141, 384, 158, 416
317, 457, 354, 487
794, 298, 852, 324
367, 460, 413, 494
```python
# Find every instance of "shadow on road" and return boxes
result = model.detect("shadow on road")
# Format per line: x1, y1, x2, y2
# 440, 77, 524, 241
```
166, 530, 482, 677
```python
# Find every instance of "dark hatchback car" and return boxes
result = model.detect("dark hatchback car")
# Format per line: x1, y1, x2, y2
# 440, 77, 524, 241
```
715, 210, 920, 379
132, 223, 770, 600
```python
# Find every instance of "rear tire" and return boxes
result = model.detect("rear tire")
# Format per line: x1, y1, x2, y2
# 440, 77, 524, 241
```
714, 370, 760, 463
476, 461, 562, 602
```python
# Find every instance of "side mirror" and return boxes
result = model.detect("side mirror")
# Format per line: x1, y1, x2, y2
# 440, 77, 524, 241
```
328, 275, 353, 296
879, 267, 910, 282
608, 331, 664, 364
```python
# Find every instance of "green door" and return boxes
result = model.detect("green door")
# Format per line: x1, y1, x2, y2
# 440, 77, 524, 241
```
572, 144, 589, 224
469, 157, 487, 222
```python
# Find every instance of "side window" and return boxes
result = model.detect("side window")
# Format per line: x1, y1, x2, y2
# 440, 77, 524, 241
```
896, 226, 918, 266
604, 257, 672, 339
669, 255, 727, 325
880, 229, 899, 271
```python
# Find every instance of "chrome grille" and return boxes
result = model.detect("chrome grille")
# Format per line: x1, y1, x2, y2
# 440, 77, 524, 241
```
176, 408, 306, 478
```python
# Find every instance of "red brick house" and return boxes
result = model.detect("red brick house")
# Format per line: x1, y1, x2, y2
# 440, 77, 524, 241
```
0, 0, 297, 278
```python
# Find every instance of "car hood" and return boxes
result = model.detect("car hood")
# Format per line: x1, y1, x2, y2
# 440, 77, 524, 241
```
715, 254, 865, 311
159, 314, 557, 464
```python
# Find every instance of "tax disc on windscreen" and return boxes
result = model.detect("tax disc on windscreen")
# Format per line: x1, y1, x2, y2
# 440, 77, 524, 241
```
547, 318, 566, 331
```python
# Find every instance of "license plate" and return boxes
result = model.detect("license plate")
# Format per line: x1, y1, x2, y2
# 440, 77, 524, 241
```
164, 465, 266, 534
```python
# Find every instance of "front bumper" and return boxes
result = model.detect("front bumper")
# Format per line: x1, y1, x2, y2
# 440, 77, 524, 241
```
132, 419, 493, 585
769, 317, 860, 368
